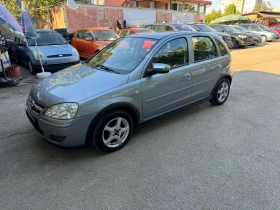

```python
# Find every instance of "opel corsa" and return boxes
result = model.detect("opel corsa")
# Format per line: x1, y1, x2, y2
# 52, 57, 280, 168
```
26, 32, 233, 152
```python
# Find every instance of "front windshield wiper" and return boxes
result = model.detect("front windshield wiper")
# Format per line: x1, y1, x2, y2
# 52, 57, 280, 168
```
95, 64, 120, 74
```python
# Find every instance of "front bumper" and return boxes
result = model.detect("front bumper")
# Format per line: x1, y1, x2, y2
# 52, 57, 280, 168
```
26, 102, 97, 147
33, 55, 80, 72
238, 36, 254, 46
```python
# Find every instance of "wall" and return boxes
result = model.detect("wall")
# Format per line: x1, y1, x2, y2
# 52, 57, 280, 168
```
59, 4, 195, 32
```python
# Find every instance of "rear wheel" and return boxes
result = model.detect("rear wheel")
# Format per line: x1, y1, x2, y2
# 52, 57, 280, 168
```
210, 78, 230, 106
92, 110, 134, 152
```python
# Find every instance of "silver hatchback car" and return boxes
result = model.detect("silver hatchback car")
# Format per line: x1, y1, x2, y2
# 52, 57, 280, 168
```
26, 32, 233, 152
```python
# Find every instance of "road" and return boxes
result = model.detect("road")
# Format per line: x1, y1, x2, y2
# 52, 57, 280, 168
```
0, 42, 280, 209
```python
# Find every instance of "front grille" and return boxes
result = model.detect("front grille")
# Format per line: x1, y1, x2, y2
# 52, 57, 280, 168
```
222, 36, 231, 41
44, 61, 79, 71
47, 54, 72, 58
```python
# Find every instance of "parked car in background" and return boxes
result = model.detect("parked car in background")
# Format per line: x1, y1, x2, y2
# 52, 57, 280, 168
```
146, 23, 195, 32
231, 25, 262, 45
54, 28, 70, 43
269, 24, 280, 34
258, 24, 279, 39
210, 24, 254, 48
26, 32, 232, 152
71, 27, 119, 59
15, 29, 80, 74
188, 23, 233, 48
118, 27, 155, 37
239, 24, 277, 42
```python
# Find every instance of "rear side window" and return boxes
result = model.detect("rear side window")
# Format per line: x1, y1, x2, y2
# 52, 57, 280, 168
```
166, 25, 174, 31
154, 25, 165, 32
192, 36, 218, 62
128, 30, 136, 35
214, 38, 228, 56
151, 38, 188, 69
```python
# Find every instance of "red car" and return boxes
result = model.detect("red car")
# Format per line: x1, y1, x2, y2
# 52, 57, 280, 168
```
118, 28, 155, 37
269, 24, 280, 34
71, 27, 119, 59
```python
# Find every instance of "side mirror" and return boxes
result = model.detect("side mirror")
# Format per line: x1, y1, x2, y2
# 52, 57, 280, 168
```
85, 37, 93, 41
152, 63, 170, 74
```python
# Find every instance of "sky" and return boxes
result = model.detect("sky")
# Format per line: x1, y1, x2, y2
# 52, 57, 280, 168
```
207, 0, 280, 13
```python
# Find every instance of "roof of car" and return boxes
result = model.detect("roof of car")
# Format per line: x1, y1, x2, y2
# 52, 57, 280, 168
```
76, 27, 113, 31
128, 31, 218, 39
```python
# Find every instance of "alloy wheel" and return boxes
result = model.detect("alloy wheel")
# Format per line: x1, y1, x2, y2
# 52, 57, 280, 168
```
102, 117, 130, 148
217, 82, 229, 103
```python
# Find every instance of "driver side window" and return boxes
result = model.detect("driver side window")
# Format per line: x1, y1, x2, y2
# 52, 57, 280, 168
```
150, 38, 188, 70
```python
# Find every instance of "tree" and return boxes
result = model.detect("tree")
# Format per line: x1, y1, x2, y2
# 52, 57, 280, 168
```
205, 9, 223, 25
254, 1, 272, 11
24, 0, 66, 29
224, 4, 237, 15
0, 0, 21, 19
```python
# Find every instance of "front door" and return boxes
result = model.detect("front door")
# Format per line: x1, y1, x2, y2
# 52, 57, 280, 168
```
141, 37, 192, 119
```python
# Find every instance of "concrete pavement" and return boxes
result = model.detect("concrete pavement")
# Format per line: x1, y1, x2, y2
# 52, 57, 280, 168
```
0, 41, 280, 209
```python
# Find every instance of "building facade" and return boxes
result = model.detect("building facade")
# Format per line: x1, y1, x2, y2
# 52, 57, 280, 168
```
243, 0, 263, 14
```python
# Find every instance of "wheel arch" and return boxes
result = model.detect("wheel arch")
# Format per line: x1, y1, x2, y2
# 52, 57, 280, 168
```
85, 102, 140, 146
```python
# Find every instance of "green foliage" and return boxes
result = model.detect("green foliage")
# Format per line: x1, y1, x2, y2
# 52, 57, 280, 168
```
0, 0, 21, 19
254, 1, 272, 11
205, 9, 223, 25
224, 4, 236, 15
24, 0, 66, 28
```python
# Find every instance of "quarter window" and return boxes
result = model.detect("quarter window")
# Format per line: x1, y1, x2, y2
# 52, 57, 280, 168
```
214, 38, 228, 56
192, 36, 218, 62
151, 38, 188, 69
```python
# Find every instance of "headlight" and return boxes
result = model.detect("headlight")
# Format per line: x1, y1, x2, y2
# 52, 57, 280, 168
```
33, 50, 45, 59
44, 103, 79, 120
238, 35, 247, 39
72, 48, 79, 56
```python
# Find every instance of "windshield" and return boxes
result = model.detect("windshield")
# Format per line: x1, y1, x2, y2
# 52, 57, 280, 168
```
27, 31, 67, 46
273, 25, 280, 30
223, 25, 237, 33
258, 24, 269, 30
235, 26, 248, 32
173, 24, 194, 31
86, 37, 158, 74
197, 24, 215, 32
211, 25, 225, 32
137, 29, 155, 33
91, 30, 119, 41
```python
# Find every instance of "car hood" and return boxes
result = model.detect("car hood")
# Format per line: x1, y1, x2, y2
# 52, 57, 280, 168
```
28, 44, 74, 56
230, 32, 251, 37
214, 32, 230, 37
245, 32, 262, 38
30, 63, 129, 107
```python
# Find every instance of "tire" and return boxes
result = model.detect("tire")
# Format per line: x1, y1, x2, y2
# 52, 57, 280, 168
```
210, 78, 231, 106
261, 35, 267, 42
92, 110, 134, 152
27, 59, 36, 75
233, 39, 239, 48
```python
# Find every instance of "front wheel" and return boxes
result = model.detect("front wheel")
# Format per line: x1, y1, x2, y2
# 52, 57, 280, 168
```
261, 35, 267, 42
92, 110, 134, 152
210, 78, 231, 106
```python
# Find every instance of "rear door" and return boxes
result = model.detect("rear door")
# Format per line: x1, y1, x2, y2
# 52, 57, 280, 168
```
141, 37, 192, 119
188, 35, 221, 101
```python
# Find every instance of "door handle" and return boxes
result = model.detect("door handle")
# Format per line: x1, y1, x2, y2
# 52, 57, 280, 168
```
184, 73, 191, 80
